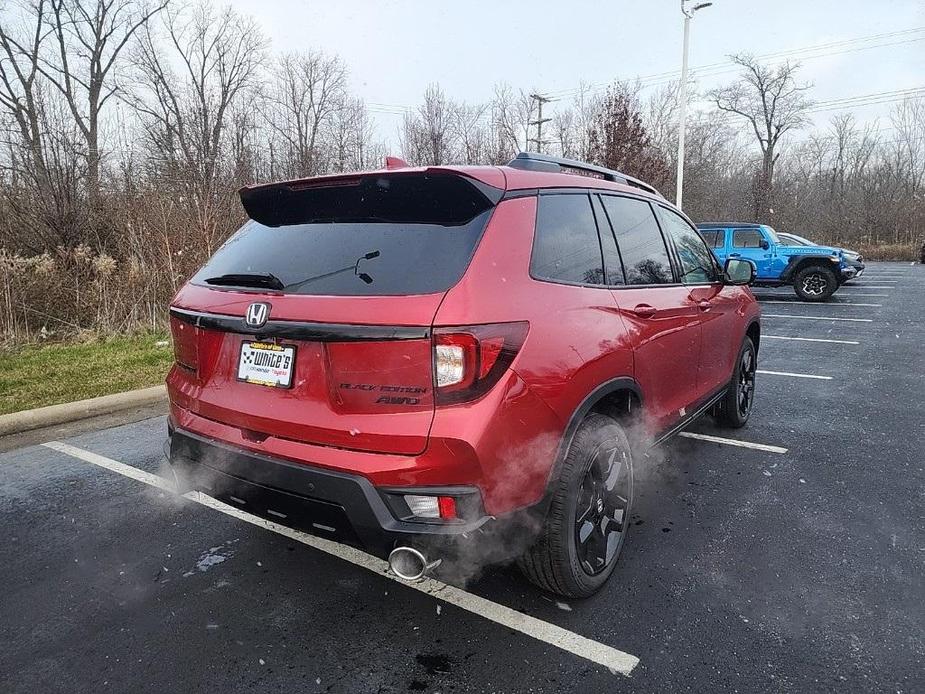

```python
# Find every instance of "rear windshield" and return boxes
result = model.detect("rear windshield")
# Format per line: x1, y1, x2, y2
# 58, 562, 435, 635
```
192, 173, 497, 296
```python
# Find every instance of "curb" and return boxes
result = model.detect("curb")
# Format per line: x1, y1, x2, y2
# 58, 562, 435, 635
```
0, 385, 167, 437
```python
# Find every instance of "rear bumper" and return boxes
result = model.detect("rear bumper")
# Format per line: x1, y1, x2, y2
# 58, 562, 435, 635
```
167, 425, 493, 558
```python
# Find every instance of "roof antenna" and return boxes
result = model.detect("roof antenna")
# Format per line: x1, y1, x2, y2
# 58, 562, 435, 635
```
385, 156, 409, 170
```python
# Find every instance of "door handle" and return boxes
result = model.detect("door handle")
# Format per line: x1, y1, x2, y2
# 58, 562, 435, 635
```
729, 253, 741, 257
632, 304, 657, 319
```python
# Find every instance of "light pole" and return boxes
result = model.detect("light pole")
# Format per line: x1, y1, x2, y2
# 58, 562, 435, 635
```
676, 0, 712, 209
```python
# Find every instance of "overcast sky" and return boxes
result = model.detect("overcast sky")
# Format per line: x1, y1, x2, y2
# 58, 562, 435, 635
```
230, 0, 924, 144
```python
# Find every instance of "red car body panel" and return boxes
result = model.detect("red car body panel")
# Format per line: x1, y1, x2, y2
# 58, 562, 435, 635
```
169, 285, 444, 455
167, 162, 760, 530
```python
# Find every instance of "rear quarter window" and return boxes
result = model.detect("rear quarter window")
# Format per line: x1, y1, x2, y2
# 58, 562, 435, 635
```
698, 229, 725, 248
530, 194, 605, 285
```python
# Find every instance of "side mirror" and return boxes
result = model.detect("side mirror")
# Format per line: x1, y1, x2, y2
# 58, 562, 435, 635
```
724, 258, 756, 286
760, 239, 770, 250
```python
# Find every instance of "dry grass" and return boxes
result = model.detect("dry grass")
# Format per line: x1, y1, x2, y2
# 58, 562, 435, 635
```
853, 242, 921, 262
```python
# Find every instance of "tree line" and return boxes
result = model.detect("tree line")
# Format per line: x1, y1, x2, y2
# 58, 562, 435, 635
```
1, 1, 922, 342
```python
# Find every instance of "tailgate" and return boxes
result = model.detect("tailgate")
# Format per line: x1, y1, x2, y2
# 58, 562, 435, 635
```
168, 169, 502, 456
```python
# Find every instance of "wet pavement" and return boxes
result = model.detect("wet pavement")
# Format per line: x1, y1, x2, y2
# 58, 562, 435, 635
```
1, 262, 923, 693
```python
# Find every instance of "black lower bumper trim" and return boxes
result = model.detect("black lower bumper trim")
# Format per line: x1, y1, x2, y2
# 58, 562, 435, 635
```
168, 428, 489, 558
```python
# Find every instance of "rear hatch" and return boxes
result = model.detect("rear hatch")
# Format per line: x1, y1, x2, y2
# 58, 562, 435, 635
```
170, 170, 502, 455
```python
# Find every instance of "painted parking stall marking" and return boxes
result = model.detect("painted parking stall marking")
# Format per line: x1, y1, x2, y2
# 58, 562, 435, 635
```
763, 314, 873, 323
833, 293, 888, 297
42, 441, 641, 677
676, 432, 788, 454
756, 300, 881, 307
757, 369, 833, 380
764, 335, 860, 345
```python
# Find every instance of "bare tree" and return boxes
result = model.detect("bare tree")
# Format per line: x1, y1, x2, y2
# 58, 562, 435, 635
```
0, 0, 53, 189
38, 0, 166, 200
130, 1, 266, 252
452, 101, 488, 164
710, 54, 811, 220
0, 0, 95, 250
265, 51, 346, 178
489, 83, 532, 163
327, 95, 383, 173
400, 83, 454, 165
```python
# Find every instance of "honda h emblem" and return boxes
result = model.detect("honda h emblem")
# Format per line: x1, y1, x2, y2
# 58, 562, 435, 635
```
245, 302, 270, 329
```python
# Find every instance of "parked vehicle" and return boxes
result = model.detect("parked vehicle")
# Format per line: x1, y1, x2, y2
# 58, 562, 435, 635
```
778, 232, 865, 279
166, 152, 761, 598
697, 222, 855, 301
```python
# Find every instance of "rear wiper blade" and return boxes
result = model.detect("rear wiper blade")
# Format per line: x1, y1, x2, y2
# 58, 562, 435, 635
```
204, 272, 284, 291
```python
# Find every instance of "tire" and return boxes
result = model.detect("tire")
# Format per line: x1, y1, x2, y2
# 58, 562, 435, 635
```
715, 336, 757, 428
793, 264, 837, 301
518, 413, 634, 598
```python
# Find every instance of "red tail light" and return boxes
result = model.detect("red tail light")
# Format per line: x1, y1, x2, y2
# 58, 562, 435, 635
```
433, 322, 528, 405
170, 315, 199, 373
437, 495, 458, 519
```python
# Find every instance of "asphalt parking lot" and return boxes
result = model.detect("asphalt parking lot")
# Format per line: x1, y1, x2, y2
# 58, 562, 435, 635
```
2, 261, 923, 693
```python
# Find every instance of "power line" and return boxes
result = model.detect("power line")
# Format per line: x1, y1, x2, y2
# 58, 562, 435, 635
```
546, 27, 925, 100
363, 27, 924, 134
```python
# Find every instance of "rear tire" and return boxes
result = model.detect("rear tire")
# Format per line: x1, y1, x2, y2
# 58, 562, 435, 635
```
518, 413, 633, 598
793, 264, 837, 301
715, 337, 757, 428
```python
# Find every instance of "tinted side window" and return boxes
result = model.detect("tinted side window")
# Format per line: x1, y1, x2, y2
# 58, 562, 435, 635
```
591, 195, 625, 285
698, 229, 725, 248
659, 208, 717, 285
600, 195, 673, 285
733, 229, 764, 248
531, 194, 605, 285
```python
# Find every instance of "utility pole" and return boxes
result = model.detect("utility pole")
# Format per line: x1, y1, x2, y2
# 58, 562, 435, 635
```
676, 1, 713, 209
528, 93, 553, 153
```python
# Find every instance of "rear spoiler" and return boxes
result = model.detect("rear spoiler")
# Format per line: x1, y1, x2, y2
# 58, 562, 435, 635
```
240, 171, 503, 228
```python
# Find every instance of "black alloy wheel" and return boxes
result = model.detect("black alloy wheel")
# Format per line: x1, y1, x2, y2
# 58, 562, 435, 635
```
574, 444, 631, 576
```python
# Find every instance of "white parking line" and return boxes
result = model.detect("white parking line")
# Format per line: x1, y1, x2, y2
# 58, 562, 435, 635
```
763, 314, 873, 323
764, 335, 860, 345
836, 293, 888, 297
42, 441, 640, 676
757, 369, 833, 380
842, 285, 895, 289
676, 432, 788, 454
757, 300, 881, 307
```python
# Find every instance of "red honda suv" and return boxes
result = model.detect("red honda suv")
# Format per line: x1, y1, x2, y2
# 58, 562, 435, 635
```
167, 152, 760, 598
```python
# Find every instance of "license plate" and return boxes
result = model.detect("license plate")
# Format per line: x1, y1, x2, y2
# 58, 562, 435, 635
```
237, 341, 296, 388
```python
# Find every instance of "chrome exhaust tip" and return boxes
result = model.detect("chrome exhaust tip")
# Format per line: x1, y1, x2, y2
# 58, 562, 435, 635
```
388, 546, 441, 581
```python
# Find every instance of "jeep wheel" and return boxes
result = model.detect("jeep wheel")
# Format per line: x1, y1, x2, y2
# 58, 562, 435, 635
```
715, 336, 757, 428
793, 264, 837, 301
518, 413, 633, 598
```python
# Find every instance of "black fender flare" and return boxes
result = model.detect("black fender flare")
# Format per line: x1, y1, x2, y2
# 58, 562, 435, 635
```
780, 254, 840, 283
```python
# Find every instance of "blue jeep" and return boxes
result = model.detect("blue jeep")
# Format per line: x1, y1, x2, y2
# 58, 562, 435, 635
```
695, 222, 855, 301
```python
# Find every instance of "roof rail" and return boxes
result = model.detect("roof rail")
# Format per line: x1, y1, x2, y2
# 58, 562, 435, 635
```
507, 152, 662, 197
